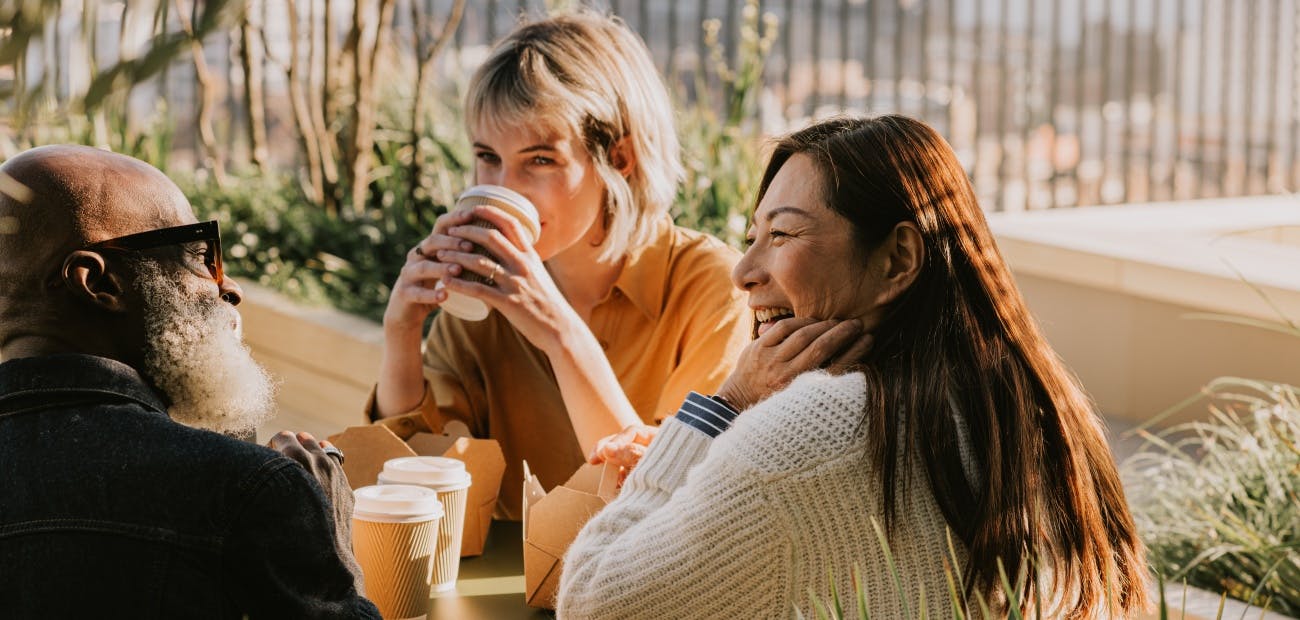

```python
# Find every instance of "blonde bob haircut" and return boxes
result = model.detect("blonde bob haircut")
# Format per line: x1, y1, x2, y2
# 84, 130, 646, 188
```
465, 11, 684, 262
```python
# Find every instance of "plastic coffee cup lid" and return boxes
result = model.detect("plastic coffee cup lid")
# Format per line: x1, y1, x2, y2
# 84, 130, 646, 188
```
456, 184, 541, 243
379, 456, 472, 489
353, 484, 443, 520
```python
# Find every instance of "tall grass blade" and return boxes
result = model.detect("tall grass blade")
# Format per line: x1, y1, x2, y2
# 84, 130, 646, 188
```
827, 566, 844, 619
1240, 558, 1285, 620
942, 558, 966, 620
1181, 312, 1300, 339
852, 565, 871, 620
1156, 571, 1168, 620
809, 591, 832, 620
945, 529, 970, 615
996, 558, 1024, 620
870, 516, 913, 620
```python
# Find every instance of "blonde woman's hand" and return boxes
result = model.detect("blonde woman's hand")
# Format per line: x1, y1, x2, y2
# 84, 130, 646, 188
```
716, 318, 871, 412
382, 208, 480, 333
434, 204, 579, 353
588, 424, 659, 486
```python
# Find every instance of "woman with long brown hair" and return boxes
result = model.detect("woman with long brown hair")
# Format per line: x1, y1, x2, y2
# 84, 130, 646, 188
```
560, 115, 1148, 618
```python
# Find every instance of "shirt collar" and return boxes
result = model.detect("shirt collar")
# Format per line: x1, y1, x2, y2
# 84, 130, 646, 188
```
610, 215, 675, 321
0, 354, 169, 414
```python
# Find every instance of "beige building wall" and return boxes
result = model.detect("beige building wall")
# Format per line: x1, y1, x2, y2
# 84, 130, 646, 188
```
1015, 274, 1300, 424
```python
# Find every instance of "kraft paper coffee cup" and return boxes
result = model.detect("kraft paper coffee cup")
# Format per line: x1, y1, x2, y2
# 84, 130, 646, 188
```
435, 185, 541, 321
378, 456, 472, 592
352, 484, 443, 620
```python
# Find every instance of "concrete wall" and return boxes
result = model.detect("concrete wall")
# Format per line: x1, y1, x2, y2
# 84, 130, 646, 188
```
990, 196, 1300, 425
1016, 274, 1300, 425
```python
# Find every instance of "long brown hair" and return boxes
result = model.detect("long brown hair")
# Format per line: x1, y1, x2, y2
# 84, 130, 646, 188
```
757, 116, 1148, 616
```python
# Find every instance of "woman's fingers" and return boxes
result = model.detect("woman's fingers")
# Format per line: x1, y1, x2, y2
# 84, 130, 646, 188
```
827, 332, 874, 372
768, 320, 839, 361
411, 234, 473, 264
406, 209, 478, 264
588, 424, 658, 466
444, 225, 528, 275
401, 255, 461, 282
754, 316, 819, 345
466, 205, 531, 250
435, 247, 506, 283
787, 319, 863, 369
718, 318, 866, 411
431, 208, 477, 235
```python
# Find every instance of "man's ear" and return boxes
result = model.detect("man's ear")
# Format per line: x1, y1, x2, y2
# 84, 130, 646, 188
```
609, 136, 637, 178
61, 250, 130, 313
872, 221, 926, 306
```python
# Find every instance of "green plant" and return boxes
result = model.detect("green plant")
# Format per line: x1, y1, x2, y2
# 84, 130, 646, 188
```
3, 4, 779, 321
798, 535, 1283, 619
188, 2, 776, 318
1122, 376, 1300, 616
175, 69, 474, 322
4, 102, 175, 172
672, 0, 779, 249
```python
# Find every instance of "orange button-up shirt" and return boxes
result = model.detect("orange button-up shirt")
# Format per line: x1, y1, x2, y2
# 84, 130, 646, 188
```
367, 217, 751, 519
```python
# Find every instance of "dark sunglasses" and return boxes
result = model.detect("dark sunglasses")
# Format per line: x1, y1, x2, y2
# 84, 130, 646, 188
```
85, 220, 225, 286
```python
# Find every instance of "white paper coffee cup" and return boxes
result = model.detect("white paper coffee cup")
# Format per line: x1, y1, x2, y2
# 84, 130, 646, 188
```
378, 457, 472, 592
435, 185, 541, 321
352, 484, 443, 620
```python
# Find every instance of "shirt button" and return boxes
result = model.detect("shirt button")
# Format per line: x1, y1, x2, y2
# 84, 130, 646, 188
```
612, 290, 623, 299
599, 340, 610, 350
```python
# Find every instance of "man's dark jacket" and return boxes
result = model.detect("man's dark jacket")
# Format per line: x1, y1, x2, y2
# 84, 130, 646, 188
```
0, 354, 380, 618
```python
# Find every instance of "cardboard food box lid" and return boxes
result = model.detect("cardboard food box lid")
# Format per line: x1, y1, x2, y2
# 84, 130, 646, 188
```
521, 461, 620, 609
328, 421, 505, 557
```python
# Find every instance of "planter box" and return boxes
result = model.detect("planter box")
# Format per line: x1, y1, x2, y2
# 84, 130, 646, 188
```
1140, 582, 1294, 620
989, 196, 1300, 426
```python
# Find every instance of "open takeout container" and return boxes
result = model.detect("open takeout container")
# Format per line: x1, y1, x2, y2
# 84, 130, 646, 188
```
521, 460, 620, 609
329, 414, 505, 557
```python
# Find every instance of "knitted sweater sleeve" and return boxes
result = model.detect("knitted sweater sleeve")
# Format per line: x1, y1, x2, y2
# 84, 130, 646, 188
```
557, 413, 792, 618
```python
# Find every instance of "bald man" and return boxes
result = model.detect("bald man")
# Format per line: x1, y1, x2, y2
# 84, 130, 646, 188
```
0, 146, 380, 618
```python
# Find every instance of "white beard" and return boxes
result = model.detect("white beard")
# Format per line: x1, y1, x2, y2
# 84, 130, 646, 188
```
135, 261, 276, 435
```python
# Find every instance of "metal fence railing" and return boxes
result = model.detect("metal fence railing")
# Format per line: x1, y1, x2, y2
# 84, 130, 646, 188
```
454, 0, 1300, 212
9, 0, 1300, 212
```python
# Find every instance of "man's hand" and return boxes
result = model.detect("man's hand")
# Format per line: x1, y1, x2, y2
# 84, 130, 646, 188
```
268, 431, 365, 595
588, 424, 659, 487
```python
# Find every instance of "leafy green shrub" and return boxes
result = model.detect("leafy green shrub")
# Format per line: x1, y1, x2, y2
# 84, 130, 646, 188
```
671, 0, 778, 248
184, 81, 473, 322
184, 160, 457, 323
1123, 376, 1300, 616
187, 3, 779, 321
10, 4, 777, 323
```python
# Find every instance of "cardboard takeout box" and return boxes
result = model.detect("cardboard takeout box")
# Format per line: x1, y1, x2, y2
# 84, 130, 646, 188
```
522, 460, 620, 609
329, 415, 505, 557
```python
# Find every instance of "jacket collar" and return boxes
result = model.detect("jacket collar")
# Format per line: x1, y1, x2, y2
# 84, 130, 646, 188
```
0, 354, 169, 414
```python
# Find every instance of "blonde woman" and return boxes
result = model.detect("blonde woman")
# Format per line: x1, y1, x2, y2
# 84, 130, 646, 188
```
368, 12, 750, 519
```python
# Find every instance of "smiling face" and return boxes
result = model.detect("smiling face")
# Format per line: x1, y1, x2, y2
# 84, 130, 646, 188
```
471, 121, 607, 261
734, 153, 887, 336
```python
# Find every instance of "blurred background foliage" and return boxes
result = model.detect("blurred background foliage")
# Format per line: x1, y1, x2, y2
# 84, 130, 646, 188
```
1123, 372, 1300, 616
1, 0, 767, 321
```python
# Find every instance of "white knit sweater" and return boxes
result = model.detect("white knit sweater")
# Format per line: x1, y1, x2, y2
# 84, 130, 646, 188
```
557, 370, 968, 619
